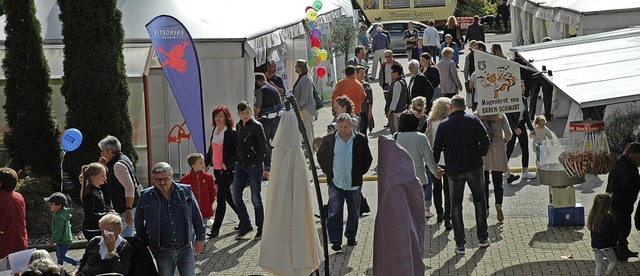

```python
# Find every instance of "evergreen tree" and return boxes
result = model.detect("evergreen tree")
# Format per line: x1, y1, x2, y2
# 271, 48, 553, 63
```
2, 0, 61, 184
58, 0, 137, 180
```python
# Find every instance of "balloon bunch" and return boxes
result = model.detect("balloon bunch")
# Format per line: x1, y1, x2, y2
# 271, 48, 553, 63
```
305, 1, 327, 78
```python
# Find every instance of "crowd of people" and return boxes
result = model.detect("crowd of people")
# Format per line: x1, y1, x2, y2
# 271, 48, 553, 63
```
1, 17, 638, 276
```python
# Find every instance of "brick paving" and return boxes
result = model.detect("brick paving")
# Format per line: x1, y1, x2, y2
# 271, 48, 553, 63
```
51, 34, 640, 275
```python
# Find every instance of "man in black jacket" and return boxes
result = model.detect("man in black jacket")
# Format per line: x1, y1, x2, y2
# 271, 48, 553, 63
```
465, 16, 485, 43
607, 142, 640, 260
317, 114, 373, 252
232, 101, 268, 240
407, 59, 434, 112
432, 95, 491, 254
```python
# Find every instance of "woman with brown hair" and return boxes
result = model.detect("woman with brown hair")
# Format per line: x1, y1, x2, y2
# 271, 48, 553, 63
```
205, 105, 239, 238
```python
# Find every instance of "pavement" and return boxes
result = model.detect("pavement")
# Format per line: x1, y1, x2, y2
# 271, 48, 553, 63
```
54, 33, 640, 275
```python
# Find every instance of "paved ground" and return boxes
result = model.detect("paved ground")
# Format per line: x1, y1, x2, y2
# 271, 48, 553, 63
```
55, 33, 640, 275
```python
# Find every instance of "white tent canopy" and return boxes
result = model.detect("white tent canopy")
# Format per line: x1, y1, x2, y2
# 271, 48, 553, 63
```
512, 27, 640, 134
510, 0, 640, 46
0, 0, 352, 178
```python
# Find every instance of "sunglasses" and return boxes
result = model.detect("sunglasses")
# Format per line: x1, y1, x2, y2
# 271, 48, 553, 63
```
385, 55, 392, 58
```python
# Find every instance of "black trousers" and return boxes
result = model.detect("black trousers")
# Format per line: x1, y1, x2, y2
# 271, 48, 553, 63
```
613, 209, 633, 246
529, 78, 553, 120
212, 169, 238, 231
430, 168, 450, 219
506, 122, 530, 169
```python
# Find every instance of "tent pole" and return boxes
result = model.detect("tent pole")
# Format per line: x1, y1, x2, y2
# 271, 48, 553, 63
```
285, 96, 330, 276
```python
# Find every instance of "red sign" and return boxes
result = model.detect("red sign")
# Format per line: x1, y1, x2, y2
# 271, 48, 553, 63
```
457, 17, 474, 31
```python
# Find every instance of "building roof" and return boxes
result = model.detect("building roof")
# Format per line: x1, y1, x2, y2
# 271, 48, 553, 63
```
512, 27, 640, 108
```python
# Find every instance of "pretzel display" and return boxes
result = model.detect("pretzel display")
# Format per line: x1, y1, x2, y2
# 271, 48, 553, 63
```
558, 121, 615, 177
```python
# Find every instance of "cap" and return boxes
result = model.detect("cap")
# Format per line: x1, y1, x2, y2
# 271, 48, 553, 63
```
45, 192, 67, 206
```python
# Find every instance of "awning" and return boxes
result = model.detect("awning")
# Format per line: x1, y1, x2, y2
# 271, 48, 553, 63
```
511, 27, 640, 108
0, 44, 152, 80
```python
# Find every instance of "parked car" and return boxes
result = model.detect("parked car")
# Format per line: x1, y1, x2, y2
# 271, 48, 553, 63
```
366, 20, 443, 55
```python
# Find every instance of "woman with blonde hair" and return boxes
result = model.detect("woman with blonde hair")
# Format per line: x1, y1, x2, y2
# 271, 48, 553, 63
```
478, 112, 512, 222
425, 97, 452, 228
443, 16, 462, 47
411, 96, 429, 132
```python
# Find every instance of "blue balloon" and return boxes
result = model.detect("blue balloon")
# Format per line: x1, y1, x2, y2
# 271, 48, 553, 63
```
308, 21, 317, 30
61, 128, 83, 152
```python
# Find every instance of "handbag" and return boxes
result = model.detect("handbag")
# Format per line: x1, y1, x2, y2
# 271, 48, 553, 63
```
313, 86, 324, 110
294, 74, 324, 110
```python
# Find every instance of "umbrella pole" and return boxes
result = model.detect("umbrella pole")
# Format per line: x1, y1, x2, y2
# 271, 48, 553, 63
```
286, 96, 330, 276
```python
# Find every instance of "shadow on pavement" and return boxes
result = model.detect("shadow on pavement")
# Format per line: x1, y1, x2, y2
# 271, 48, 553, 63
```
431, 246, 487, 275
575, 174, 604, 194
425, 223, 451, 258
490, 259, 640, 275
200, 237, 260, 272
529, 226, 585, 251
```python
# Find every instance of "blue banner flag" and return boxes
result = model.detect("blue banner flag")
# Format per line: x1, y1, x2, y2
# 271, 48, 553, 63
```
146, 15, 206, 154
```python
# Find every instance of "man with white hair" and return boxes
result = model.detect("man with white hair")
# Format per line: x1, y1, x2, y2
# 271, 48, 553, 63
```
98, 135, 140, 237
407, 59, 434, 113
370, 26, 389, 80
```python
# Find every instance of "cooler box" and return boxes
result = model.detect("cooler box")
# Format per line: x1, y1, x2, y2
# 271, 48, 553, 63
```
548, 203, 585, 226
549, 186, 576, 208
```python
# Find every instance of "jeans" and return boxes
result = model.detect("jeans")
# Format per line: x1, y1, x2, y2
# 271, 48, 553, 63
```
593, 247, 618, 276
423, 182, 433, 207
258, 116, 280, 170
431, 170, 450, 219
55, 243, 78, 266
506, 122, 530, 169
150, 244, 195, 276
232, 163, 264, 231
327, 183, 361, 243
212, 170, 238, 231
448, 167, 488, 246
529, 78, 554, 120
119, 208, 136, 238
427, 46, 438, 64
484, 170, 504, 209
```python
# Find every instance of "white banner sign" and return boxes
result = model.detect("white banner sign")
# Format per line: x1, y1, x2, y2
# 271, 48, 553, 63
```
474, 51, 522, 116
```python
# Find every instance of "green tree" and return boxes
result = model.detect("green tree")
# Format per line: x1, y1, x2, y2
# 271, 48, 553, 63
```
57, 0, 137, 182
330, 16, 359, 65
2, 0, 61, 185
458, 0, 497, 17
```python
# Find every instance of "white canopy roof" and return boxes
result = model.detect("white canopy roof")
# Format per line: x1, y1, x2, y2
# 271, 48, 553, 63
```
2, 0, 344, 42
0, 0, 346, 64
512, 0, 640, 38
512, 27, 640, 108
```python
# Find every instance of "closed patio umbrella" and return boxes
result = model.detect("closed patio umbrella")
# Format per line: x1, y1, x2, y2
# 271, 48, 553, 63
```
259, 109, 324, 275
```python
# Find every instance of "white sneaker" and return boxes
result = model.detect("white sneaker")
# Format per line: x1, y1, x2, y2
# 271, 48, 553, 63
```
522, 172, 536, 179
425, 211, 435, 218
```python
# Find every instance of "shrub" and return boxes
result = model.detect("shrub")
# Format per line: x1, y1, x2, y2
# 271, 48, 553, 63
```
2, 0, 61, 184
57, 0, 137, 194
16, 167, 84, 239
458, 0, 497, 17
604, 104, 640, 154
